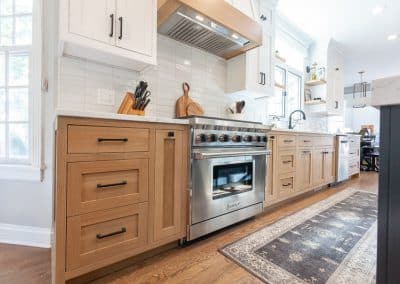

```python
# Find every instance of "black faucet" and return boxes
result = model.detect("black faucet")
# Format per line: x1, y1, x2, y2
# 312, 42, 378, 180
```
288, 110, 306, 129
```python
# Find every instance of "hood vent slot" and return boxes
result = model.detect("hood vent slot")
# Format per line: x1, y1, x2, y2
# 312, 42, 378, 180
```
158, 6, 252, 58
166, 18, 237, 56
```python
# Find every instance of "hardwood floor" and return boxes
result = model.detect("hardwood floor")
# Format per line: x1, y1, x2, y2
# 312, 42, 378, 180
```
0, 243, 51, 284
0, 172, 378, 284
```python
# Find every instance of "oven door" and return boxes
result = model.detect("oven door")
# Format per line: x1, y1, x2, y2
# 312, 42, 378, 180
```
191, 149, 266, 225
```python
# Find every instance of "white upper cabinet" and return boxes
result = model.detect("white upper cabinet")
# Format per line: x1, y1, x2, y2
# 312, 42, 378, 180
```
115, 0, 154, 57
226, 0, 276, 97
69, 0, 115, 45
325, 42, 344, 114
60, 0, 157, 71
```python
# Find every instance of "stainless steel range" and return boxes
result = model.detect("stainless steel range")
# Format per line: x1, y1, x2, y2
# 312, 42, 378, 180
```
186, 116, 271, 241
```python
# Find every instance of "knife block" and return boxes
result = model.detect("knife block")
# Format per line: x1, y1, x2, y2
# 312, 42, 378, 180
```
117, 92, 145, 116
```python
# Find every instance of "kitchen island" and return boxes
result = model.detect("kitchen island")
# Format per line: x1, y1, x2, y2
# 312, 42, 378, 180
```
371, 75, 400, 284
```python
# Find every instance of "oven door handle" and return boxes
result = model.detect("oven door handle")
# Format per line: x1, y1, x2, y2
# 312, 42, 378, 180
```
193, 150, 272, 160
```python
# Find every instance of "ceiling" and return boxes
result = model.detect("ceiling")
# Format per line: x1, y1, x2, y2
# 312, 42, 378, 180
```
277, 0, 400, 85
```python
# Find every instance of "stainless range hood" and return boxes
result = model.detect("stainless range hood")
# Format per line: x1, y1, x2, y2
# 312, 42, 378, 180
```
158, 0, 263, 59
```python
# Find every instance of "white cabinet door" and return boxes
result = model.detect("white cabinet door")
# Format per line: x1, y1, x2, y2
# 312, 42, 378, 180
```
116, 0, 155, 56
69, 0, 115, 45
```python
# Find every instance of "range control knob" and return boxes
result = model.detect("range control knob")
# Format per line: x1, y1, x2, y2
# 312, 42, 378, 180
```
207, 134, 218, 143
195, 134, 207, 143
256, 136, 262, 142
219, 134, 230, 142
243, 135, 253, 142
232, 135, 242, 142
262, 136, 267, 142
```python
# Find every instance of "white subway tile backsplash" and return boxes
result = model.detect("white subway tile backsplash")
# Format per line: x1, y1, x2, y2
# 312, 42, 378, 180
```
58, 36, 233, 119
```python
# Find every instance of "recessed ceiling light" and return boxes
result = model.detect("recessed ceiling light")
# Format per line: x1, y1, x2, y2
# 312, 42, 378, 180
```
372, 5, 385, 16
231, 34, 239, 39
388, 34, 398, 41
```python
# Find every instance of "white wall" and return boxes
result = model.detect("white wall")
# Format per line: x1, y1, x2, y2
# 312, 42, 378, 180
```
344, 93, 380, 141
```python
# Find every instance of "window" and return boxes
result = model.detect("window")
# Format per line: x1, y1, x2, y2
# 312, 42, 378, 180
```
270, 65, 303, 118
0, 0, 41, 179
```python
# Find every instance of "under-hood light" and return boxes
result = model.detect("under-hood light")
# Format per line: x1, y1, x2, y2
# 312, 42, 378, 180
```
195, 14, 204, 21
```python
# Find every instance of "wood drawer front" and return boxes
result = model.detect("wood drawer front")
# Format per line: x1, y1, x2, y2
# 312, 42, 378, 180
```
315, 136, 335, 147
66, 203, 148, 271
67, 125, 150, 154
277, 150, 296, 174
277, 135, 296, 148
278, 173, 295, 198
349, 161, 360, 175
297, 136, 315, 147
349, 137, 360, 148
67, 159, 149, 216
349, 148, 360, 158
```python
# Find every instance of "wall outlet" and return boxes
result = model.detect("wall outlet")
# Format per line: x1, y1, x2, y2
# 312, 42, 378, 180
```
97, 88, 115, 106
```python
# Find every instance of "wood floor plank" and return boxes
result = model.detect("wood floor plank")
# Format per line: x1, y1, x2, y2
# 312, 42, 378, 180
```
0, 172, 378, 284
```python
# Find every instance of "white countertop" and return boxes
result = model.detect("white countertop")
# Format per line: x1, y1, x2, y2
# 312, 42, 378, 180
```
270, 128, 336, 136
56, 109, 189, 125
371, 75, 400, 107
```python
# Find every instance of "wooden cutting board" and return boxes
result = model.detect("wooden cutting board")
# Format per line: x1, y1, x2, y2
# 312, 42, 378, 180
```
175, 82, 204, 118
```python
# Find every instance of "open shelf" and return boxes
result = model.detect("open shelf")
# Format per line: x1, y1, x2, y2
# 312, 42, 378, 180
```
304, 100, 327, 105
305, 79, 327, 87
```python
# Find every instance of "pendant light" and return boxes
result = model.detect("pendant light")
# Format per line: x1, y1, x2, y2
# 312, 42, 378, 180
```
352, 71, 367, 108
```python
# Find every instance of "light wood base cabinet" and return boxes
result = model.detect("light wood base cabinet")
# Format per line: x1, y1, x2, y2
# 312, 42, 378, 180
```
154, 130, 185, 242
265, 132, 336, 207
54, 117, 188, 283
297, 148, 313, 191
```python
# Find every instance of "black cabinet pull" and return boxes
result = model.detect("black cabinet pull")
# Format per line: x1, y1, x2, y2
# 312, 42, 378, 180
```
260, 14, 267, 21
282, 160, 292, 164
282, 183, 292, 187
109, 14, 114, 37
303, 140, 311, 143
96, 227, 126, 239
284, 139, 293, 143
303, 150, 311, 154
97, 138, 128, 142
259, 72, 263, 85
97, 181, 127, 189
335, 101, 339, 109
262, 72, 266, 85
118, 17, 123, 40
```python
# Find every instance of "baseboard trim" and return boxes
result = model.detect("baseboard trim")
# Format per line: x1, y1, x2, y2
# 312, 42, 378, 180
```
0, 223, 52, 248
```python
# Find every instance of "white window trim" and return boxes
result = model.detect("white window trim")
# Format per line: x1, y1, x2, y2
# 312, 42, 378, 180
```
0, 0, 43, 181
271, 62, 304, 119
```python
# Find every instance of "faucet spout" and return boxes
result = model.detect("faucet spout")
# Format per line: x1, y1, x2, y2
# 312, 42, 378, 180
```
289, 110, 306, 129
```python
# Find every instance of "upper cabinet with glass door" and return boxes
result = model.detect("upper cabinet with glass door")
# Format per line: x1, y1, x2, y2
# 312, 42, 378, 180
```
225, 0, 277, 98
59, 0, 157, 71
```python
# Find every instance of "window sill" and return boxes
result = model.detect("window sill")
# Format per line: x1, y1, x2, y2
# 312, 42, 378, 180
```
0, 165, 42, 181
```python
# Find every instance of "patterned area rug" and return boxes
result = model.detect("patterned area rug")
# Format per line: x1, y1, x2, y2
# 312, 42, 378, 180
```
220, 189, 377, 284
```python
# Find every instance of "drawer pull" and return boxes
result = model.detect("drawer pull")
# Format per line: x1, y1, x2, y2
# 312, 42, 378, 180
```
303, 140, 311, 143
322, 151, 329, 154
302, 150, 311, 154
96, 227, 126, 239
350, 152, 356, 155
284, 140, 294, 143
97, 181, 127, 189
282, 160, 292, 164
282, 183, 292, 187
97, 138, 128, 142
